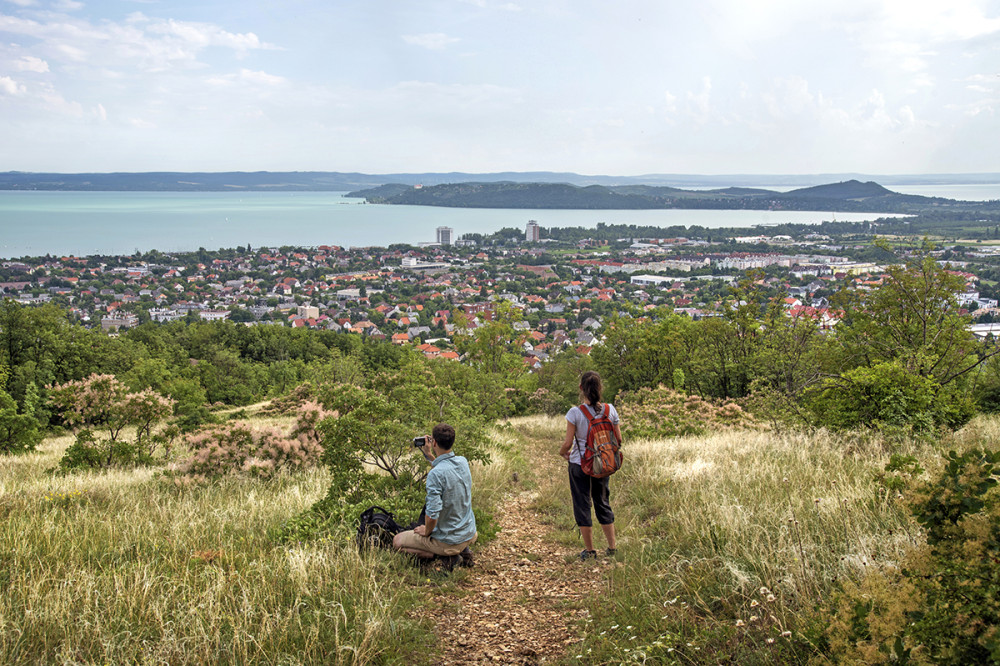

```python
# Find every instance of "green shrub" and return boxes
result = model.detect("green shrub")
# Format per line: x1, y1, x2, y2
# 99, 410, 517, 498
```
0, 388, 43, 454
825, 449, 1000, 664
808, 360, 975, 433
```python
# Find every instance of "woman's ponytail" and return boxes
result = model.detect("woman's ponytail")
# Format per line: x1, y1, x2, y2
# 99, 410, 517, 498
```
580, 370, 604, 411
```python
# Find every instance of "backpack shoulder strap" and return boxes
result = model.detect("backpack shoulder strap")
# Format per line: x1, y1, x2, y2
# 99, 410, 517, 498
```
576, 404, 592, 458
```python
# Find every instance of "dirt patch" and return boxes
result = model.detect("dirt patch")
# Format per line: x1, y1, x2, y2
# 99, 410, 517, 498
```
418, 488, 614, 664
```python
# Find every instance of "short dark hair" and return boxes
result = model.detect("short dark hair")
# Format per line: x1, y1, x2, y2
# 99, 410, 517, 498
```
432, 423, 455, 450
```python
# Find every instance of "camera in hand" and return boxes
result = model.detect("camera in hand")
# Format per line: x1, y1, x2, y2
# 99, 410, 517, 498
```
412, 436, 427, 447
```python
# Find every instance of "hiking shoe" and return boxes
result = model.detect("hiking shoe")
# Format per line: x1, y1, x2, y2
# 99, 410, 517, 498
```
439, 554, 462, 572
459, 547, 474, 568
605, 548, 617, 557
580, 549, 598, 561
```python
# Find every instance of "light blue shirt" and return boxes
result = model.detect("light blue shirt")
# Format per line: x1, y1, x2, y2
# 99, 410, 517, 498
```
426, 451, 477, 545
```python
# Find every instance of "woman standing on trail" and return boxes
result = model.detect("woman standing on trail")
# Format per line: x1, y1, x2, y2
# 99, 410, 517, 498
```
559, 370, 620, 560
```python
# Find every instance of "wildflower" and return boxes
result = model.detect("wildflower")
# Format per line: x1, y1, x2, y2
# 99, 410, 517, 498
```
750, 615, 759, 622
781, 631, 792, 638
767, 638, 775, 644
767, 594, 776, 602
759, 586, 770, 595
735, 620, 745, 627
750, 600, 759, 608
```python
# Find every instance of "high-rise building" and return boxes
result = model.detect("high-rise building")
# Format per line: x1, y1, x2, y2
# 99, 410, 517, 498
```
436, 226, 453, 245
525, 220, 541, 242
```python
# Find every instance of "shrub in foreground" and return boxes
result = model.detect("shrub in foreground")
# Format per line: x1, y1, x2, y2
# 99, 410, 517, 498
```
824, 449, 1000, 664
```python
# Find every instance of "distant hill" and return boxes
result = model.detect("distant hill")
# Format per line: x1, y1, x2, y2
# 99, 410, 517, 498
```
346, 178, 995, 214
782, 180, 893, 200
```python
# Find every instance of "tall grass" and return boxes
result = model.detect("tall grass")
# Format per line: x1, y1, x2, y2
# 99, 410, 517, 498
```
521, 415, 975, 664
0, 434, 432, 665
0, 411, 524, 665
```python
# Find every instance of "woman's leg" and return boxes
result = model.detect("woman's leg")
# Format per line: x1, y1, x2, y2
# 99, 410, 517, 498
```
600, 522, 616, 549
592, 476, 616, 548
569, 463, 596, 551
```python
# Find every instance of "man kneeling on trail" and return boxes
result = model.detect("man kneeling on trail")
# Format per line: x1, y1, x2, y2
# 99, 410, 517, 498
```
393, 423, 477, 567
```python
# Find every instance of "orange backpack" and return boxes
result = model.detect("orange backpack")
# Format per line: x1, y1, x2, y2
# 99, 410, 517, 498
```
578, 404, 623, 478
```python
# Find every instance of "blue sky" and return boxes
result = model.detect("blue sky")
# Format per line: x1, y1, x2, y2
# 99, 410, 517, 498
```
0, 0, 998, 174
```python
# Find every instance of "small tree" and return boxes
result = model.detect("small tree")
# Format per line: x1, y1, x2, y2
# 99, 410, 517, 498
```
48, 374, 174, 470
312, 361, 492, 508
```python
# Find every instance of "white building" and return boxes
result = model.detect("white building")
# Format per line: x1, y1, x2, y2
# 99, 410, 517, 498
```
525, 220, 541, 242
436, 226, 454, 246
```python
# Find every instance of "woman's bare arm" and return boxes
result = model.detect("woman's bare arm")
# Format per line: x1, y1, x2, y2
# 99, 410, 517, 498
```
560, 422, 575, 460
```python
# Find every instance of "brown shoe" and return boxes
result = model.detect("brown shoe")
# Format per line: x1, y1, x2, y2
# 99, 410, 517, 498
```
439, 554, 462, 572
459, 547, 474, 567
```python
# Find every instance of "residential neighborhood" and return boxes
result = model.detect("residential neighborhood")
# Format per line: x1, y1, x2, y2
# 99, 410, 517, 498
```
3, 228, 998, 365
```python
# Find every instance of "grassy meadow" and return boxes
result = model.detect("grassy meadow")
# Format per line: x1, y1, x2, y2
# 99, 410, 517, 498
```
518, 414, 993, 664
1, 411, 992, 664
0, 412, 523, 666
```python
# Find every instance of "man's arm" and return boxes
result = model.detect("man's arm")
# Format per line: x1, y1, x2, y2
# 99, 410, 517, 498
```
419, 466, 443, 538
415, 516, 437, 537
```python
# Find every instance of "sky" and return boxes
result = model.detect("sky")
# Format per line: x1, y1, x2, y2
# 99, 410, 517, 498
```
0, 0, 998, 175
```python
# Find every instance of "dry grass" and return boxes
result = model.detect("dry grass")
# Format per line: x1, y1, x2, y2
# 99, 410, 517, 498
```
513, 414, 988, 663
0, 433, 429, 665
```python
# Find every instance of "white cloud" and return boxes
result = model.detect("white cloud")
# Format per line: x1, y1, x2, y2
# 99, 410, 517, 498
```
0, 11, 277, 75
13, 55, 48, 72
93, 102, 106, 121
0, 75, 25, 95
239, 68, 284, 86
686, 77, 712, 120
402, 32, 459, 50
459, 0, 521, 10
128, 117, 155, 128
5, 0, 36, 6
52, 0, 84, 10
206, 68, 286, 87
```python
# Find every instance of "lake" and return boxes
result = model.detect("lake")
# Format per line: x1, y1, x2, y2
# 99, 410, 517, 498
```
0, 188, 970, 259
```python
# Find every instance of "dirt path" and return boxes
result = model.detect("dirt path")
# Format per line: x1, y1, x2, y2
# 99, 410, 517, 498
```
419, 453, 612, 664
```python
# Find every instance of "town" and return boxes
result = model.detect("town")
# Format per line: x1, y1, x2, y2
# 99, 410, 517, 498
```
4, 220, 1000, 365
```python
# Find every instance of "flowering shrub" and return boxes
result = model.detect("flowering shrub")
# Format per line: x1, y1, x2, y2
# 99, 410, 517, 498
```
48, 374, 174, 470
527, 388, 569, 416
617, 385, 755, 440
170, 402, 328, 482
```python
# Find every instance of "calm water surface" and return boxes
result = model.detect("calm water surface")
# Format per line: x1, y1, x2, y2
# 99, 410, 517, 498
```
0, 188, 973, 258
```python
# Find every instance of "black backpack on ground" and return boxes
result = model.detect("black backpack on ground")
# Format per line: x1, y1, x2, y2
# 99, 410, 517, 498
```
356, 505, 425, 552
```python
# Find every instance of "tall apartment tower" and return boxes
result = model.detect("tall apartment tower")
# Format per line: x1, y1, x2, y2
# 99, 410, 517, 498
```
436, 226, 453, 246
525, 220, 541, 242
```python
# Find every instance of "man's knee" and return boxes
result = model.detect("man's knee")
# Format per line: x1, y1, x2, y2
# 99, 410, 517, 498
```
392, 531, 407, 551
